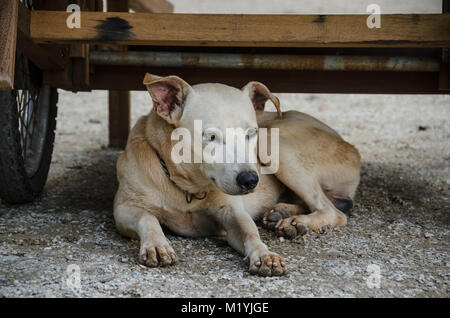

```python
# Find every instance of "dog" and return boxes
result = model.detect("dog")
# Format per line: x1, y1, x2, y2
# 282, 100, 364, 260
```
113, 73, 361, 276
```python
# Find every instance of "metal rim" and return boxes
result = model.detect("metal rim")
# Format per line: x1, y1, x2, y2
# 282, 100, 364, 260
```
14, 0, 49, 179
14, 0, 50, 178
15, 87, 50, 178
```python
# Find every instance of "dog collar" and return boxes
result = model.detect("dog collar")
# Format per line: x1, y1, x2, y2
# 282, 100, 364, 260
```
155, 150, 208, 204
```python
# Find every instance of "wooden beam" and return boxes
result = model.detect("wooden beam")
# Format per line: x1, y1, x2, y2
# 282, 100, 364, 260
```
16, 3, 68, 71
440, 58, 450, 90
71, 45, 90, 89
18, 0, 30, 36
107, 0, 130, 149
108, 90, 130, 148
90, 65, 444, 94
440, 1, 450, 90
30, 12, 450, 48
444, 0, 450, 13
24, 1, 73, 88
0, 0, 18, 90
17, 33, 69, 71
33, 0, 70, 10
129, 0, 174, 13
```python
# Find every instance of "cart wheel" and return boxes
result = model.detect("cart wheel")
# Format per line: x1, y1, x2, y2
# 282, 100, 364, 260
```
0, 51, 58, 204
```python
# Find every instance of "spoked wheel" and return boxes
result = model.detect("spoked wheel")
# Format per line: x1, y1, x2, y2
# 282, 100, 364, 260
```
0, 49, 58, 204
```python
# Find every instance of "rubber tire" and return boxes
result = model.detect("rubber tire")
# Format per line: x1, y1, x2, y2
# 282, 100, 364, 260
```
0, 86, 58, 204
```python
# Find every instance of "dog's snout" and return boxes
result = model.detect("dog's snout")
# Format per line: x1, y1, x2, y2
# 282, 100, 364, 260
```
236, 171, 259, 191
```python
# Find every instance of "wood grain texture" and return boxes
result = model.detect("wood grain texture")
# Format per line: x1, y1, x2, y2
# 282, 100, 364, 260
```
88, 65, 444, 94
17, 2, 69, 71
108, 90, 130, 148
440, 1, 449, 90
17, 32, 68, 70
444, 0, 450, 13
107, 0, 130, 149
0, 0, 19, 90
129, 0, 173, 13
30, 12, 450, 47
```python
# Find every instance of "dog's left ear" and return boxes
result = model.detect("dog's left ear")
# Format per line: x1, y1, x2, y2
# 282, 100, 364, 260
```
143, 73, 192, 125
242, 81, 282, 118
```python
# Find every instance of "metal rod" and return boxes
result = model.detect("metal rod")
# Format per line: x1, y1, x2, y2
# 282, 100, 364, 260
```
89, 51, 440, 72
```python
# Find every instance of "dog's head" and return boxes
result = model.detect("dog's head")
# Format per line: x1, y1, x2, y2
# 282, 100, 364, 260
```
143, 73, 281, 196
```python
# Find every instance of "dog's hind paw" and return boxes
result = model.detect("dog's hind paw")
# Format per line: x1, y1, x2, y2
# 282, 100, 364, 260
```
263, 203, 305, 232
263, 205, 291, 230
274, 213, 345, 239
275, 215, 318, 239
275, 219, 308, 239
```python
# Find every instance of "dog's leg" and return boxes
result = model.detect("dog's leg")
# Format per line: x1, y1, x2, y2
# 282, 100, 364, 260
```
114, 203, 177, 267
215, 205, 287, 276
273, 173, 347, 239
262, 203, 307, 231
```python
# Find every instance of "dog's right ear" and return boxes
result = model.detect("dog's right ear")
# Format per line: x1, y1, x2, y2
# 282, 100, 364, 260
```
242, 81, 282, 118
143, 73, 192, 125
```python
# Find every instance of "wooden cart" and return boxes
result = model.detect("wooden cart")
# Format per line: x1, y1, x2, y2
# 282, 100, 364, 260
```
0, 0, 449, 204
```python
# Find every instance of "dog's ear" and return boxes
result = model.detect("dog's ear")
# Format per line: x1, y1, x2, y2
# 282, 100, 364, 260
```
143, 73, 192, 125
242, 81, 282, 118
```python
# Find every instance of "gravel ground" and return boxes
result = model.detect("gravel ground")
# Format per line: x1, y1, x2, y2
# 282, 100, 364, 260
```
0, 1, 449, 298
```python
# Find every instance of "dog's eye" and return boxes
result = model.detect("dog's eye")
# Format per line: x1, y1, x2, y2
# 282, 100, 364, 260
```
203, 131, 217, 142
203, 127, 222, 143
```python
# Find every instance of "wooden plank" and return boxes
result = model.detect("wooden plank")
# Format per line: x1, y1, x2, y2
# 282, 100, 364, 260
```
18, 0, 30, 36
439, 60, 450, 90
30, 1, 74, 88
16, 3, 68, 71
33, 0, 70, 10
90, 65, 444, 94
129, 0, 174, 13
108, 1, 129, 14
30, 12, 450, 48
107, 0, 130, 149
43, 65, 73, 89
0, 0, 18, 90
72, 45, 90, 89
440, 1, 450, 90
108, 90, 130, 148
17, 32, 69, 70
71, 0, 105, 89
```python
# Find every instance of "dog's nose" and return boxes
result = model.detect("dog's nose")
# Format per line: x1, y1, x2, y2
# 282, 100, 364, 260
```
236, 171, 259, 190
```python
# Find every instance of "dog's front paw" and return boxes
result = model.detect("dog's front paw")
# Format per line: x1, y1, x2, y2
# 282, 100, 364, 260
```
245, 250, 287, 277
139, 243, 178, 267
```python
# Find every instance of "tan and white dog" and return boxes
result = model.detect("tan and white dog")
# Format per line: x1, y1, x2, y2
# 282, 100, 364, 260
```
113, 74, 360, 276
